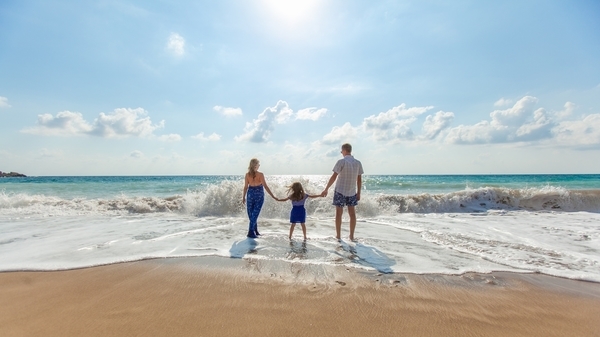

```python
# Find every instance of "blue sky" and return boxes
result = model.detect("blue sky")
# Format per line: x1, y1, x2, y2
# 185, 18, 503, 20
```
1, 0, 599, 175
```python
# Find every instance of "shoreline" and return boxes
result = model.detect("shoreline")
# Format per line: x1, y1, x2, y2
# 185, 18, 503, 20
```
2, 255, 599, 295
1, 256, 599, 337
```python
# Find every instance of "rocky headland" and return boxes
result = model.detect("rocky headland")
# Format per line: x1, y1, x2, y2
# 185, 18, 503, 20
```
0, 171, 27, 177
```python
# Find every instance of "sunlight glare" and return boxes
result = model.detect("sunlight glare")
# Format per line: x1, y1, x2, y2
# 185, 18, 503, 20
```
262, 0, 320, 25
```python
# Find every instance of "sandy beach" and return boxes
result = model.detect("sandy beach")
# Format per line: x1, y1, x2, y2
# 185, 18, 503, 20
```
1, 257, 599, 337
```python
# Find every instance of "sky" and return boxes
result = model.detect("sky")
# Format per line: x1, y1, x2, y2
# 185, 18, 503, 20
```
1, 0, 599, 175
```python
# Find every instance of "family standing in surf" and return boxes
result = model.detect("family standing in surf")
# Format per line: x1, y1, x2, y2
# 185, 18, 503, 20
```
242, 143, 364, 241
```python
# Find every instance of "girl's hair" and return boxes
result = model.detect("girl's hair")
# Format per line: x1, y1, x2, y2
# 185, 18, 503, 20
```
247, 158, 259, 178
287, 182, 305, 201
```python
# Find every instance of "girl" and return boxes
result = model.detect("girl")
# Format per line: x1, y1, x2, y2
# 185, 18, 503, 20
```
243, 158, 277, 238
276, 182, 321, 240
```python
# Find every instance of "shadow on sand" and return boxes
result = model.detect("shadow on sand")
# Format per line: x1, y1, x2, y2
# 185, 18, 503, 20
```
229, 238, 258, 258
337, 241, 396, 274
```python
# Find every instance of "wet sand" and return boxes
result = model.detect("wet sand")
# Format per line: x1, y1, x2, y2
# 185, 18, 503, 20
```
1, 257, 599, 337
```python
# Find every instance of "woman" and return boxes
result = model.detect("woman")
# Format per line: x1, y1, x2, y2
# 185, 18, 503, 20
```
242, 158, 277, 238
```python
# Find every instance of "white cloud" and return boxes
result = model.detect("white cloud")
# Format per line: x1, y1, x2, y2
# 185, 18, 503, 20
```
421, 111, 454, 140
513, 108, 552, 141
0, 96, 11, 108
445, 121, 502, 144
167, 33, 185, 56
494, 98, 513, 107
325, 147, 341, 157
22, 108, 164, 138
446, 96, 553, 144
23, 111, 93, 136
192, 132, 221, 141
213, 105, 242, 117
322, 122, 358, 144
489, 96, 538, 127
296, 107, 327, 121
362, 104, 433, 141
130, 150, 143, 158
235, 100, 293, 143
90, 108, 164, 138
553, 114, 600, 149
555, 101, 576, 120
158, 134, 182, 142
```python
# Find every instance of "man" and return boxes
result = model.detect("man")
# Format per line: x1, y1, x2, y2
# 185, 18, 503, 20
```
321, 143, 364, 241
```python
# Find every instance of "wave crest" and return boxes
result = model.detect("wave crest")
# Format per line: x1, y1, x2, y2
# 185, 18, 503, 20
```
2, 184, 599, 217
377, 186, 600, 213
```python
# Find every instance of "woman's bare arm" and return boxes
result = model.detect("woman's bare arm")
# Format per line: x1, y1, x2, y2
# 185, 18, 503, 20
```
259, 173, 277, 199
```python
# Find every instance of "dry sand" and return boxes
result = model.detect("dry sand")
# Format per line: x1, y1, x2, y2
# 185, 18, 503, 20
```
1, 257, 599, 337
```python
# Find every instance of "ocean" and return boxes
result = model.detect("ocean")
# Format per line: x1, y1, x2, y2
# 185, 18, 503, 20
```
1, 174, 599, 282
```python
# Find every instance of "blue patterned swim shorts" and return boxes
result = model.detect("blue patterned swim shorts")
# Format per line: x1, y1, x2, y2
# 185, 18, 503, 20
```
333, 191, 358, 207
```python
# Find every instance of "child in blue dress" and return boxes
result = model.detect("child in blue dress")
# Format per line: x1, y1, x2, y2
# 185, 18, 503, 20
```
276, 182, 321, 240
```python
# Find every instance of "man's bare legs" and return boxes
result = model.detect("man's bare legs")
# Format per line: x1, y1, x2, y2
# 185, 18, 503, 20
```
335, 206, 357, 240
348, 205, 357, 241
335, 206, 343, 240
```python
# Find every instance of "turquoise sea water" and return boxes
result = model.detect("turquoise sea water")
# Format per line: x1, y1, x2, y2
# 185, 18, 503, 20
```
2, 174, 599, 199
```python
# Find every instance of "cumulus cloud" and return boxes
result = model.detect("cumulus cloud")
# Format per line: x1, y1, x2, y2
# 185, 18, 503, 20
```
325, 148, 342, 157
22, 108, 164, 138
446, 96, 553, 144
553, 114, 600, 149
0, 96, 11, 108
490, 96, 538, 127
296, 107, 327, 121
91, 108, 165, 138
421, 111, 455, 140
316, 98, 598, 149
555, 101, 576, 120
233, 101, 328, 143
513, 108, 553, 141
322, 122, 358, 144
192, 132, 221, 141
494, 98, 513, 107
23, 111, 93, 136
167, 33, 185, 56
158, 134, 182, 142
362, 104, 433, 141
235, 100, 293, 143
213, 105, 242, 117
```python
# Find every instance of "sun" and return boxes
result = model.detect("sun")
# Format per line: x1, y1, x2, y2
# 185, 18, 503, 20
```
261, 0, 320, 25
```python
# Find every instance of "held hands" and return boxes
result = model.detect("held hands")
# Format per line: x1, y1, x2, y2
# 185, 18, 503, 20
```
321, 190, 328, 197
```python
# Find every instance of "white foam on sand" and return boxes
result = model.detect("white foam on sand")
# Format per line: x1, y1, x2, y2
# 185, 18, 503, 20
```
1, 208, 599, 282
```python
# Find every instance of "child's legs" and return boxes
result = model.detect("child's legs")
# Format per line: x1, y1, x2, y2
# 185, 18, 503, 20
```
300, 223, 307, 240
289, 223, 295, 238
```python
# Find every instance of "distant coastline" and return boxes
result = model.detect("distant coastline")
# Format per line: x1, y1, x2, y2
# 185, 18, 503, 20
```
0, 171, 26, 177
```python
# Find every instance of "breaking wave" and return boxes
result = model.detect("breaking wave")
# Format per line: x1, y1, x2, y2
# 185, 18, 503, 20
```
2, 180, 599, 217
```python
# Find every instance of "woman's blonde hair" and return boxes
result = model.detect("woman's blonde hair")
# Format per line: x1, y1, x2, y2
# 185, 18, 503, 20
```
287, 182, 305, 201
247, 158, 260, 178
